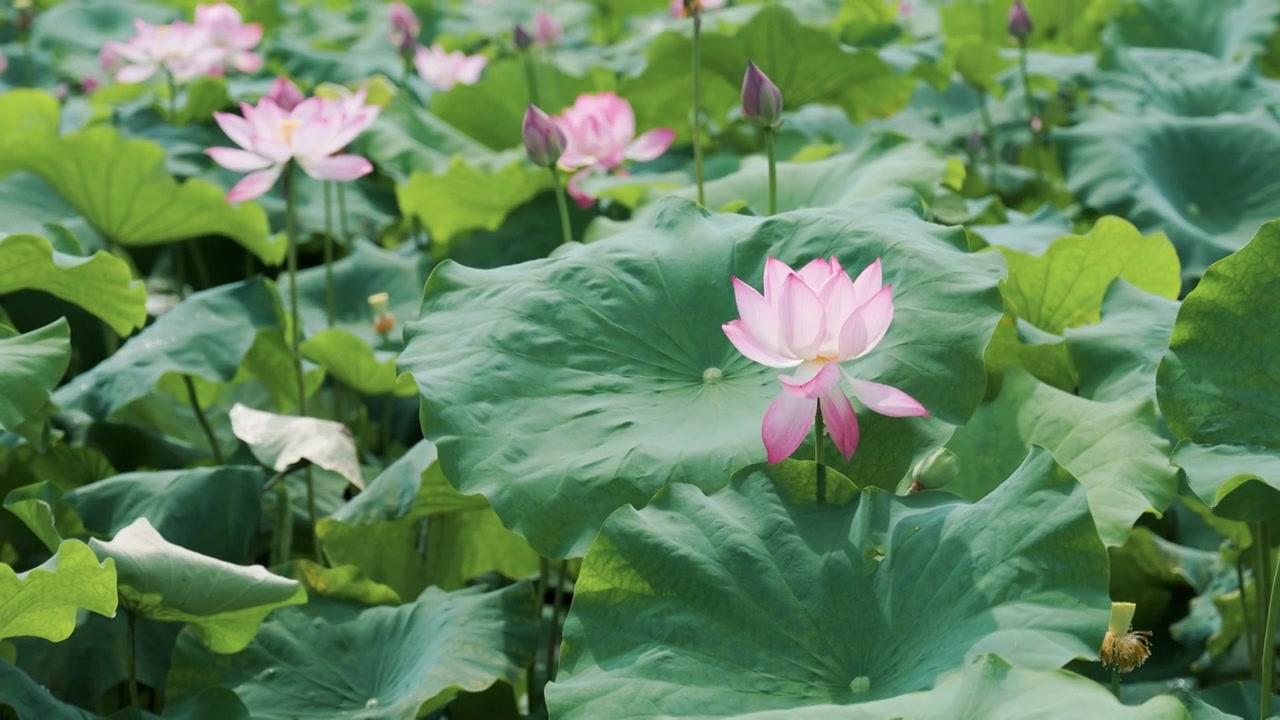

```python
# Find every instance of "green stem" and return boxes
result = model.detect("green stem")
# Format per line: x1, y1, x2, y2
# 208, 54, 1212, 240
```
271, 481, 292, 566
183, 374, 224, 464
1263, 525, 1280, 720
1110, 667, 1120, 700
1258, 523, 1273, 683
166, 70, 179, 123
187, 241, 211, 290
690, 13, 706, 206
522, 51, 542, 107
550, 167, 574, 245
546, 560, 568, 684
336, 182, 351, 243
283, 165, 307, 418
323, 182, 336, 328
304, 465, 320, 564
764, 128, 777, 216
530, 558, 550, 712
127, 610, 139, 709
174, 240, 186, 300
1242, 551, 1260, 679
814, 409, 826, 504
1016, 41, 1043, 184
976, 88, 998, 187
22, 28, 33, 88
380, 395, 395, 454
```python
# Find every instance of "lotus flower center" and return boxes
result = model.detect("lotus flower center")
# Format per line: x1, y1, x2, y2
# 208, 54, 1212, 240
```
279, 118, 302, 144
702, 367, 724, 384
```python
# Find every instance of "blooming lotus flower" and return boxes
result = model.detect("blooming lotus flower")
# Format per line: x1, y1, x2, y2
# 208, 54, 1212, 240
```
265, 77, 305, 111
669, 0, 726, 18
722, 257, 928, 463
554, 92, 674, 207
207, 95, 375, 201
102, 19, 218, 83
413, 44, 487, 91
194, 3, 263, 75
316, 87, 381, 136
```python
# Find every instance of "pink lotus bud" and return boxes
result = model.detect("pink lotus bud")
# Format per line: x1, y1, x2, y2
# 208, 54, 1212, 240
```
81, 76, 100, 93
1008, 0, 1032, 41
0, 50, 7, 76
741, 62, 783, 129
533, 11, 562, 46
514, 24, 534, 51
523, 104, 568, 168
389, 2, 420, 37
1030, 115, 1043, 132
266, 77, 305, 111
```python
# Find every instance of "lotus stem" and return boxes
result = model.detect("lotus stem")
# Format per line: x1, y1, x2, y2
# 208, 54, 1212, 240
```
550, 167, 573, 245
336, 181, 351, 243
127, 610, 139, 709
183, 374, 224, 464
814, 409, 826, 504
1110, 667, 1120, 700
547, 559, 569, 684
1262, 525, 1280, 720
1258, 523, 1272, 685
976, 88, 997, 187
323, 182, 336, 328
523, 51, 542, 108
691, 12, 706, 206
530, 558, 550, 712
282, 165, 307, 417
764, 127, 777, 216
1015, 40, 1043, 184
166, 69, 178, 123
272, 482, 292, 565
1241, 553, 1260, 677
187, 242, 211, 289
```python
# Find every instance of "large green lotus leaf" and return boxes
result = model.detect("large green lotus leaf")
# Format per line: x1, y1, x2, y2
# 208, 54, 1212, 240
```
0, 233, 146, 335
1090, 49, 1280, 117
945, 369, 1177, 546
269, 3, 404, 86
586, 134, 948, 230
0, 662, 250, 720
356, 97, 491, 180
0, 91, 59, 176
278, 560, 401, 607
166, 584, 537, 719
1105, 0, 1280, 60
1159, 219, 1280, 449
0, 539, 116, 642
0, 443, 115, 569
596, 654, 1198, 719
319, 441, 539, 596
89, 517, 306, 654
401, 200, 1005, 557
52, 277, 283, 421
430, 57, 612, 150
397, 155, 553, 248
229, 403, 364, 489
986, 217, 1181, 389
278, 240, 433, 346
0, 319, 69, 433
1058, 110, 1280, 280
1065, 280, 1179, 401
0, 92, 283, 264
546, 450, 1110, 716
1170, 443, 1280, 521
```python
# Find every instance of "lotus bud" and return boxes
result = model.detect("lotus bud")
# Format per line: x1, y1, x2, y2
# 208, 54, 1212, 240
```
1030, 115, 1043, 133
533, 11, 562, 46
741, 62, 783, 130
514, 23, 534, 51
522, 104, 568, 168
81, 76, 100, 94
0, 50, 7, 77
906, 448, 959, 494
1100, 602, 1152, 673
389, 2, 420, 37
1007, 0, 1032, 42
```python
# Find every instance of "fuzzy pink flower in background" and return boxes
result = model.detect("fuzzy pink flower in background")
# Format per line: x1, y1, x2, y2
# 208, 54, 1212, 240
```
0, 49, 8, 76
722, 257, 928, 463
102, 19, 217, 83
413, 44, 487, 91
533, 10, 563, 46
194, 2, 263, 74
206, 94, 375, 201
669, 0, 726, 18
389, 2, 420, 37
554, 92, 674, 206
317, 88, 381, 136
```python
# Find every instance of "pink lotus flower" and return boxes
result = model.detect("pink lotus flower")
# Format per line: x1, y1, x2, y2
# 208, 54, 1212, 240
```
194, 2, 263, 75
389, 2, 420, 37
669, 0, 726, 17
265, 77, 305, 111
206, 94, 375, 202
102, 19, 219, 83
554, 92, 674, 207
316, 88, 381, 136
533, 10, 562, 45
722, 257, 928, 463
0, 49, 7, 76
413, 44, 487, 91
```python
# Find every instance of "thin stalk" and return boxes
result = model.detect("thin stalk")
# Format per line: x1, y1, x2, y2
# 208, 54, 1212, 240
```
529, 558, 550, 712
380, 395, 395, 454
166, 69, 179, 123
282, 165, 307, 417
764, 128, 777, 215
1015, 40, 1043, 183
174, 240, 186, 300
22, 28, 33, 87
336, 182, 351, 242
271, 482, 292, 566
522, 51, 542, 107
187, 241, 211, 290
550, 167, 574, 245
1110, 667, 1120, 700
244, 249, 255, 279
1258, 522, 1273, 680
183, 374, 224, 464
1263, 533, 1280, 720
814, 410, 826, 504
1242, 552, 1260, 678
976, 89, 998, 187
323, 182, 336, 328
304, 465, 320, 563
127, 610, 139, 709
546, 560, 568, 684
690, 12, 706, 206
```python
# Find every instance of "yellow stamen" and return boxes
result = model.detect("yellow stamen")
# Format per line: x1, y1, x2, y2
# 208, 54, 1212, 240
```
279, 118, 302, 145
1100, 601, 1151, 673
